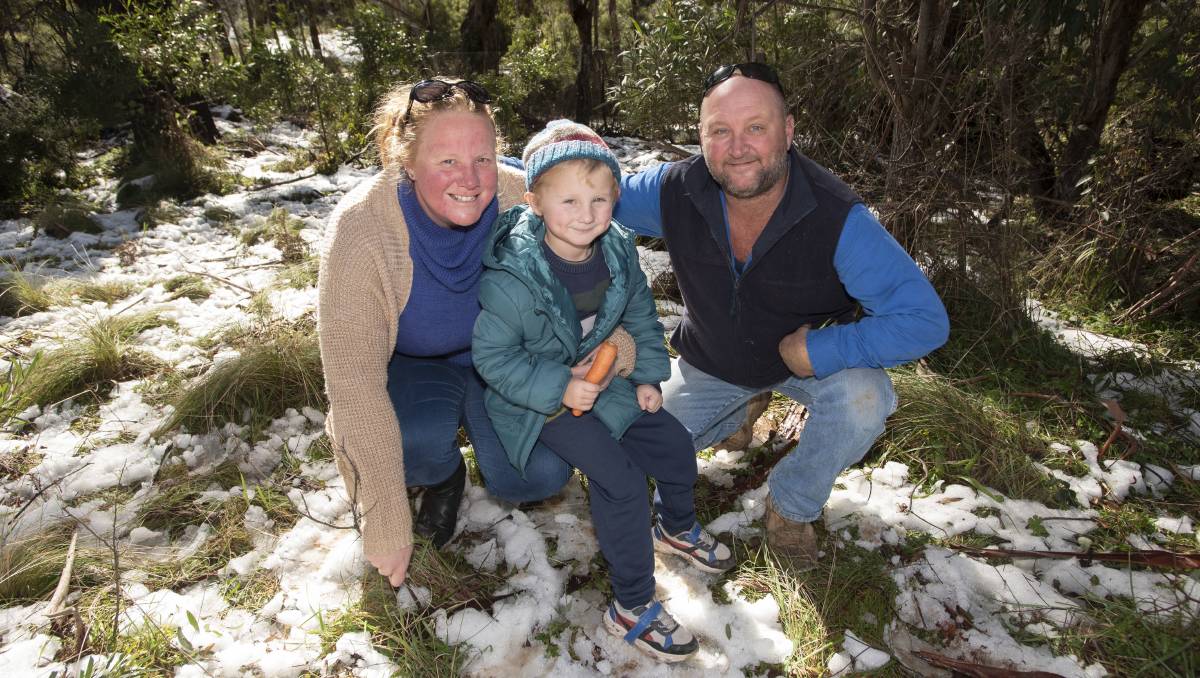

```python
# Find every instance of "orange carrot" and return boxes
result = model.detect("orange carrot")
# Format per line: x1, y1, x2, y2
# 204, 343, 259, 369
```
572, 340, 618, 416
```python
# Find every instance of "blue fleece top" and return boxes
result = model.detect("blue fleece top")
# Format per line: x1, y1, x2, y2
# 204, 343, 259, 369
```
394, 182, 498, 366
615, 162, 948, 379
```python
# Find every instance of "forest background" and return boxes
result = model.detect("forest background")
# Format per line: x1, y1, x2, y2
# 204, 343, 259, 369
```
1, 0, 1199, 675
3, 0, 1199, 341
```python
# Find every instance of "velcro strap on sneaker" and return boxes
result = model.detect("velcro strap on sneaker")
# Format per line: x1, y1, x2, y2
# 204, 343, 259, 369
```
623, 601, 663, 645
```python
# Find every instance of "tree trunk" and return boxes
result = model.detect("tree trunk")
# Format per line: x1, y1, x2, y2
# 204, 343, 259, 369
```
461, 0, 507, 74
608, 0, 618, 60
1053, 0, 1150, 205
569, 0, 596, 123
245, 0, 262, 50
735, 0, 753, 60
305, 0, 323, 58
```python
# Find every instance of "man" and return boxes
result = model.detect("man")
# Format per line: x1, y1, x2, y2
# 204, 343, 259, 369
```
614, 62, 949, 566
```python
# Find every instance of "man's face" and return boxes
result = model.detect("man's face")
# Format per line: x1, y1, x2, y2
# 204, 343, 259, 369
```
698, 76, 794, 200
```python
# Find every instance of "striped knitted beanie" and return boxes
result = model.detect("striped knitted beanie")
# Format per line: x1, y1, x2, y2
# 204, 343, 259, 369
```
522, 119, 621, 190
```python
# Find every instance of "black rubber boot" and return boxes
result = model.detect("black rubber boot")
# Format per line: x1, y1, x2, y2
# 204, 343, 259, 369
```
414, 458, 466, 548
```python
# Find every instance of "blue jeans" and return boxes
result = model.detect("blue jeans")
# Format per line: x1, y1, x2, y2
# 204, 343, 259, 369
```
386, 353, 574, 499
660, 357, 897, 523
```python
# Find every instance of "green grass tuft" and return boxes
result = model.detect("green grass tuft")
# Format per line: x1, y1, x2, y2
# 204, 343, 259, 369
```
136, 465, 299, 589
264, 148, 316, 174
1, 267, 137, 316
163, 274, 213, 301
35, 200, 102, 238
241, 207, 309, 264
220, 569, 281, 610
1, 312, 166, 423
0, 526, 110, 604
319, 563, 472, 677
732, 539, 900, 675
1058, 594, 1200, 676
0, 267, 54, 316
873, 369, 1066, 505
277, 256, 319, 289
136, 461, 247, 535
73, 590, 191, 672
156, 320, 324, 435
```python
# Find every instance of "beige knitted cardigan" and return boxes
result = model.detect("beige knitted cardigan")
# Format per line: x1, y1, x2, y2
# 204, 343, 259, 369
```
318, 164, 635, 558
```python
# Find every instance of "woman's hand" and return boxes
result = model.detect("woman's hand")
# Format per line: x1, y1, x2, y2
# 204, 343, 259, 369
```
563, 377, 603, 412
368, 545, 414, 588
636, 384, 662, 412
571, 345, 617, 389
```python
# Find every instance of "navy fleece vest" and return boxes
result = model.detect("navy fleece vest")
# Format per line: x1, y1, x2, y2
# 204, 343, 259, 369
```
661, 149, 862, 388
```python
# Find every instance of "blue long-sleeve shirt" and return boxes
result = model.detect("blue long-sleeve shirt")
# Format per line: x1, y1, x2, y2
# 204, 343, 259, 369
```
616, 162, 948, 379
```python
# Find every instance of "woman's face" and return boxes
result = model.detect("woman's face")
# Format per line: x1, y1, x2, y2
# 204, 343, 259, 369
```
404, 111, 498, 228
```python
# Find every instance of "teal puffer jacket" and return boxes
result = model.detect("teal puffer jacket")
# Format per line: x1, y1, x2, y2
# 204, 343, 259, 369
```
473, 204, 670, 473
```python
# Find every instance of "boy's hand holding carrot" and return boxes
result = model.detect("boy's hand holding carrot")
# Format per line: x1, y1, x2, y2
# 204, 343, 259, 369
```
563, 378, 604, 413
568, 341, 618, 415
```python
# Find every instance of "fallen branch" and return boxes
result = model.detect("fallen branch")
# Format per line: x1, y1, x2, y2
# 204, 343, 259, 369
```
246, 171, 319, 192
914, 650, 1066, 677
47, 528, 79, 615
951, 545, 1200, 570
183, 269, 255, 295
1010, 392, 1072, 405
1116, 250, 1198, 322
648, 140, 693, 159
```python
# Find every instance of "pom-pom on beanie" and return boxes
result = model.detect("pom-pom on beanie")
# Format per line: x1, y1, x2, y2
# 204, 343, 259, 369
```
522, 119, 621, 190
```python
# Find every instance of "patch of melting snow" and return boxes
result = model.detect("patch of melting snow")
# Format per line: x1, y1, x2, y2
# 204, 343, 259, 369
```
1027, 299, 1145, 357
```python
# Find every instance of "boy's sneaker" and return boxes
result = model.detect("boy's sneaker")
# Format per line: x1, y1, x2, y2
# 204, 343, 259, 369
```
652, 520, 735, 573
604, 599, 697, 662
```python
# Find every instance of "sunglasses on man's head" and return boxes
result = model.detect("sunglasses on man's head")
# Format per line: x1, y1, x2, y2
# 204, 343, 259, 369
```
403, 79, 492, 124
702, 62, 784, 97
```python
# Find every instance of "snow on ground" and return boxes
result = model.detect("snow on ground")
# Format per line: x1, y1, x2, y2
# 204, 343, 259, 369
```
0, 124, 1195, 676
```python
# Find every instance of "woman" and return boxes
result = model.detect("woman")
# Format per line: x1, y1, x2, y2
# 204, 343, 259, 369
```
317, 79, 634, 587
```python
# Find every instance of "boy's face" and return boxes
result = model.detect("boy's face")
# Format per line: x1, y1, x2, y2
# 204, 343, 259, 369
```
526, 161, 618, 262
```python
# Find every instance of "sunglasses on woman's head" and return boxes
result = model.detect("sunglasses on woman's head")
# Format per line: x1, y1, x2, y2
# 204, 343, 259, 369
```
702, 62, 784, 97
403, 79, 492, 125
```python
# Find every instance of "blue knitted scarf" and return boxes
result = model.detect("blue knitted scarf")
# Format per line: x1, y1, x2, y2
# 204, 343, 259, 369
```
397, 182, 498, 293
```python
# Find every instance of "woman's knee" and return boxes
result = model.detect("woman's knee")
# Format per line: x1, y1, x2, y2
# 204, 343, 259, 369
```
517, 454, 574, 500
478, 444, 572, 503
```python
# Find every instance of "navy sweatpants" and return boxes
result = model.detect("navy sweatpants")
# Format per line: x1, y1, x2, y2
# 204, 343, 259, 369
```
537, 408, 698, 609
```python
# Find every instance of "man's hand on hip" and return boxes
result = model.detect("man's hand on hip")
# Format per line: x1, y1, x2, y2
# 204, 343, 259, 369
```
779, 324, 814, 378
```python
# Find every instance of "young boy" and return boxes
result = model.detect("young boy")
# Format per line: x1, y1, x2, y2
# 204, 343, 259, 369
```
472, 120, 734, 662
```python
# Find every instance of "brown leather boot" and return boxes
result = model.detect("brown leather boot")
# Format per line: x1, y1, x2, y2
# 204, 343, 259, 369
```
716, 392, 771, 450
764, 494, 819, 570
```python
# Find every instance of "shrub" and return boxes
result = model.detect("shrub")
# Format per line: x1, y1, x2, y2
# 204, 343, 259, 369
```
480, 10, 579, 148
608, 0, 738, 143
0, 87, 89, 218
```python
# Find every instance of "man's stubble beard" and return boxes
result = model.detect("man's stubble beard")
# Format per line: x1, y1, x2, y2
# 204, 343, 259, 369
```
711, 147, 790, 200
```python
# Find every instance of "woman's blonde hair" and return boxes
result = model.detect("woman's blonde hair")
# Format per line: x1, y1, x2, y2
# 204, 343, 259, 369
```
372, 77, 500, 175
